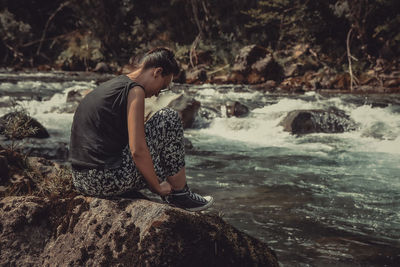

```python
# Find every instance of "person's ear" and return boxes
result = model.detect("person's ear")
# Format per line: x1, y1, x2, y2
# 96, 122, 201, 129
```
154, 67, 163, 77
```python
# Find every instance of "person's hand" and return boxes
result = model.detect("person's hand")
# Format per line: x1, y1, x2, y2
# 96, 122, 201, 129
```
158, 181, 172, 196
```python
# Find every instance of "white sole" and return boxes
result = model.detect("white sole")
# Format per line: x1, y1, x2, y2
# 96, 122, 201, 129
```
185, 196, 214, 212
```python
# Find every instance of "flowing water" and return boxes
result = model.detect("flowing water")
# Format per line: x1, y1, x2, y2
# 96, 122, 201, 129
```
1, 72, 399, 266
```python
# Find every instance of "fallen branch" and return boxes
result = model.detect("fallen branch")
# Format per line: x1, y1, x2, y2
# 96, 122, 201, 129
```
22, 31, 77, 48
207, 64, 230, 76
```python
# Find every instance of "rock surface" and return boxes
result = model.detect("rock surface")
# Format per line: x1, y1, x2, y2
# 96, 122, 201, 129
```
280, 108, 357, 134
231, 45, 284, 84
0, 196, 279, 267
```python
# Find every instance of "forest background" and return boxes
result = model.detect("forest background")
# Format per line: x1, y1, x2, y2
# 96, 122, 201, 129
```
1, 0, 399, 90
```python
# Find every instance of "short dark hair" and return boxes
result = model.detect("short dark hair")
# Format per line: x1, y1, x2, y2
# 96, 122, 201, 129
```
139, 47, 180, 76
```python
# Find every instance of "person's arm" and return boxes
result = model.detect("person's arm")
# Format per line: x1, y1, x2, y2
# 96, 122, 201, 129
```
126, 86, 171, 196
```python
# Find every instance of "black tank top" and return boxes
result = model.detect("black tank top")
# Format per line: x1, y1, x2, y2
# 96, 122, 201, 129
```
69, 75, 145, 169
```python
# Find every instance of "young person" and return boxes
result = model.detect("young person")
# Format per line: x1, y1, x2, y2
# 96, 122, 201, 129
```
69, 47, 213, 211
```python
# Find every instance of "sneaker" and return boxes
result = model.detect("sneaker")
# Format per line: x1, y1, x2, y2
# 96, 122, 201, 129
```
163, 185, 214, 212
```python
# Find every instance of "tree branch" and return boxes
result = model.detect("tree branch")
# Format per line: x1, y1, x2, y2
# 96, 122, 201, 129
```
346, 28, 358, 91
36, 1, 71, 56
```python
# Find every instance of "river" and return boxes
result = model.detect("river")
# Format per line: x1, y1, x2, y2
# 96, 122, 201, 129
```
1, 72, 399, 266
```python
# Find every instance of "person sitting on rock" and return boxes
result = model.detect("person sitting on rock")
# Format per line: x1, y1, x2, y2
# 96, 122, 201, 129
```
69, 47, 213, 211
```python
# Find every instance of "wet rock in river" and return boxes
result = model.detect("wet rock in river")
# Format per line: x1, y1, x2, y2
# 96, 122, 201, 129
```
0, 196, 279, 267
280, 108, 357, 134
66, 88, 92, 103
168, 94, 201, 128
0, 112, 49, 139
145, 93, 201, 129
184, 137, 194, 150
225, 101, 249, 118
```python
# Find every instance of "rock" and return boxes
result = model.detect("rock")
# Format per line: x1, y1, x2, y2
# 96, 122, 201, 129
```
384, 77, 400, 88
210, 75, 229, 84
145, 94, 201, 129
330, 73, 351, 90
227, 72, 245, 84
250, 55, 284, 83
225, 101, 249, 118
0, 196, 279, 267
231, 45, 284, 84
284, 63, 304, 77
186, 66, 207, 84
280, 108, 357, 134
194, 50, 214, 66
192, 106, 221, 129
0, 112, 50, 139
168, 95, 201, 129
94, 62, 110, 73
173, 68, 186, 84
232, 45, 268, 73
66, 88, 93, 103
184, 137, 194, 150
37, 64, 52, 71
292, 43, 310, 59
250, 80, 277, 92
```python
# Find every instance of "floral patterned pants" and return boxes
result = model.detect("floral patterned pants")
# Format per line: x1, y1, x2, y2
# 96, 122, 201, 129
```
72, 108, 185, 197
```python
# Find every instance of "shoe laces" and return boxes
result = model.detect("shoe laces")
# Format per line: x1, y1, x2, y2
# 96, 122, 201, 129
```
187, 190, 205, 203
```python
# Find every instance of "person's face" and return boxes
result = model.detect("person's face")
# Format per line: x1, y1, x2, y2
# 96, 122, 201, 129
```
147, 68, 173, 97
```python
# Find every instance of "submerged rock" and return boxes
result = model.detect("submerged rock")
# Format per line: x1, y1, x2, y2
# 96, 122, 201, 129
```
0, 196, 279, 267
280, 108, 357, 134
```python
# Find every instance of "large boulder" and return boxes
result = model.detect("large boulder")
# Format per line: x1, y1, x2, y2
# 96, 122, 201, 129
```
280, 108, 357, 134
0, 112, 49, 139
232, 45, 268, 73
0, 196, 279, 267
231, 45, 284, 84
145, 93, 201, 129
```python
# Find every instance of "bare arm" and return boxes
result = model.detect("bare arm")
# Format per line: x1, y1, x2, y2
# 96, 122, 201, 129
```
126, 86, 171, 196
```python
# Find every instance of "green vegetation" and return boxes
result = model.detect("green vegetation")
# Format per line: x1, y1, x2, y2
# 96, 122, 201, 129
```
0, 0, 399, 75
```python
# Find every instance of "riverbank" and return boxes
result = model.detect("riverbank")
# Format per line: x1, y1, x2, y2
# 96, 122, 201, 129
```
2, 42, 400, 95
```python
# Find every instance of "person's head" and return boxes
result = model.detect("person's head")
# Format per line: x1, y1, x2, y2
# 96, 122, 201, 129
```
135, 47, 180, 97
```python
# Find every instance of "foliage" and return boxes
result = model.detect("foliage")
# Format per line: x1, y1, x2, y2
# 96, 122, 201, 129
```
56, 31, 103, 70
35, 166, 75, 198
0, 9, 32, 64
0, 0, 398, 70
0, 103, 38, 152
